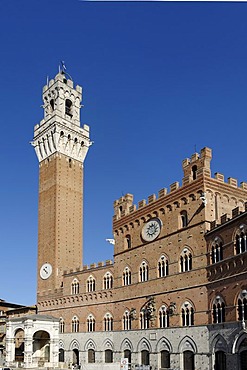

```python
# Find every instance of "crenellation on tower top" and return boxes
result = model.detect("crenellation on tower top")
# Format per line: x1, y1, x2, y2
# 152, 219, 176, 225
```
32, 71, 91, 164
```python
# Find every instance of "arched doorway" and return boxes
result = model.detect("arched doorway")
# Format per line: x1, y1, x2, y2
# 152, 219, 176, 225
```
183, 350, 195, 370
33, 330, 50, 366
59, 348, 65, 363
14, 329, 24, 363
215, 351, 226, 370
72, 348, 79, 366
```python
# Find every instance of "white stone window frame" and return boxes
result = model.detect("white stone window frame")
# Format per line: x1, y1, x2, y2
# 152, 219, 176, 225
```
103, 271, 113, 290
87, 275, 96, 292
139, 260, 149, 282
157, 255, 169, 278
123, 266, 131, 286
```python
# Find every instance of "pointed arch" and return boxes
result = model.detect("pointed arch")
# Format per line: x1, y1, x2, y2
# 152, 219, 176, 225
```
102, 338, 114, 350
156, 337, 173, 353
178, 336, 197, 353
211, 334, 228, 354
120, 338, 134, 352
84, 339, 96, 351
233, 331, 247, 354
69, 339, 80, 351
137, 337, 152, 352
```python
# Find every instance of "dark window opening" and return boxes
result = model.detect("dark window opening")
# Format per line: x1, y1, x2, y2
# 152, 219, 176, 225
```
215, 351, 226, 370
88, 349, 95, 363
65, 99, 73, 117
161, 350, 170, 369
141, 350, 150, 366
105, 349, 113, 363
192, 165, 197, 180
50, 99, 55, 111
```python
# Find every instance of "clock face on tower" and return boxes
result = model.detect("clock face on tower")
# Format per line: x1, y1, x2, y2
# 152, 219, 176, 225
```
141, 218, 162, 242
40, 263, 52, 280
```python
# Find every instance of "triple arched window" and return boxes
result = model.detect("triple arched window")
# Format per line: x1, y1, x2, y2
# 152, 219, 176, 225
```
71, 278, 79, 295
87, 275, 96, 292
181, 301, 194, 326
123, 267, 131, 286
158, 255, 169, 277
159, 305, 169, 328
104, 313, 113, 331
235, 225, 247, 254
237, 290, 247, 321
87, 314, 95, 332
212, 296, 225, 323
180, 248, 192, 272
140, 261, 149, 282
71, 316, 79, 333
140, 309, 150, 329
211, 237, 223, 264
103, 272, 113, 290
123, 310, 131, 330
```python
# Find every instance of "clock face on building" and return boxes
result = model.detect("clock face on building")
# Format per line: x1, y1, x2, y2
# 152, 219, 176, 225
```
40, 263, 52, 280
141, 218, 162, 242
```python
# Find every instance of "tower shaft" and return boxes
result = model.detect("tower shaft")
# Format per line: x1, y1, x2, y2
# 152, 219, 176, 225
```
32, 71, 91, 298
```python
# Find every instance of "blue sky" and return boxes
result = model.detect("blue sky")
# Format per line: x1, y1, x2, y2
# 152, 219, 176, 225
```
1, 0, 247, 305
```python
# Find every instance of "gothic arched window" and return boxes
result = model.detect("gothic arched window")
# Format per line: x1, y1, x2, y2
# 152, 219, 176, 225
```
158, 255, 169, 278
140, 261, 149, 282
159, 305, 169, 328
181, 301, 194, 326
87, 314, 95, 332
123, 267, 131, 286
237, 290, 247, 321
103, 272, 113, 290
211, 237, 223, 264
59, 317, 65, 333
140, 309, 150, 329
212, 296, 226, 323
180, 248, 192, 272
123, 310, 131, 330
104, 313, 113, 331
87, 275, 96, 292
235, 225, 247, 255
71, 316, 79, 333
71, 278, 79, 295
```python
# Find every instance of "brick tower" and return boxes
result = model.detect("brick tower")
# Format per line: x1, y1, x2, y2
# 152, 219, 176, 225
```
32, 71, 91, 300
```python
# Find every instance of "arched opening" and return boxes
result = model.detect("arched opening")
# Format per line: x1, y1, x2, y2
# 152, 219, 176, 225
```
141, 350, 150, 365
105, 349, 113, 363
183, 350, 195, 370
65, 99, 73, 117
192, 165, 197, 180
59, 348, 65, 363
215, 351, 226, 370
50, 99, 54, 111
32, 330, 50, 366
161, 350, 170, 368
88, 349, 95, 363
14, 328, 24, 363
124, 349, 131, 367
72, 348, 79, 366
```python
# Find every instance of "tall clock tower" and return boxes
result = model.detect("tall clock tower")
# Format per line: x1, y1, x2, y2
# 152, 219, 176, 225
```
32, 71, 91, 299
